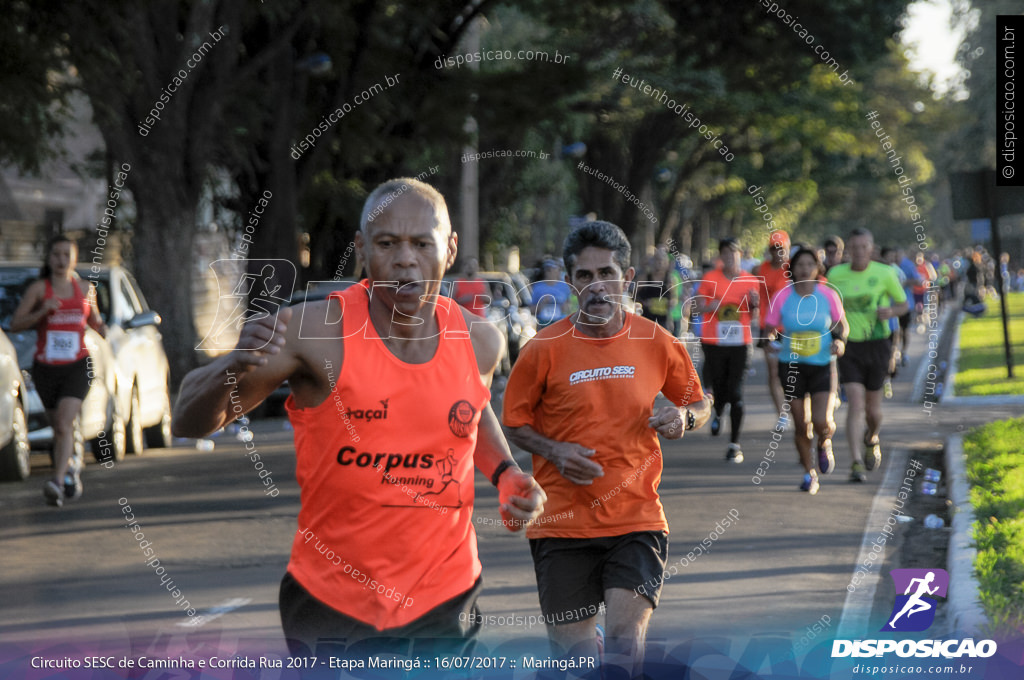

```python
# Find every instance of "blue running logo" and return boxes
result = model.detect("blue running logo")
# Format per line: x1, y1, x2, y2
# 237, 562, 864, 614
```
881, 568, 949, 632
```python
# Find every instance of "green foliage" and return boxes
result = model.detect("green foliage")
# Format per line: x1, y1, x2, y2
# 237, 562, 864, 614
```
0, 0, 970, 271
0, 0, 71, 173
965, 416, 1024, 633
955, 292, 1024, 396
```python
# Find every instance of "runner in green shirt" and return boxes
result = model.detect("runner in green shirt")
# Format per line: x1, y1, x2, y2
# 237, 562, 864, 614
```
826, 228, 908, 482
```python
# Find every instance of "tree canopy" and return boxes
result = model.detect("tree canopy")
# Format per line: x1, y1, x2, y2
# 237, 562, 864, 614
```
0, 0, 976, 382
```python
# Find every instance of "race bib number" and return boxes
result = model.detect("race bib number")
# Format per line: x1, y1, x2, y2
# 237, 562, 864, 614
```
717, 321, 744, 346
791, 331, 822, 357
45, 330, 80, 362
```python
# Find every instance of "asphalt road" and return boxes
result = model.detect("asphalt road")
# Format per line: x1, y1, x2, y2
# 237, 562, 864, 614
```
0, 313, 1019, 676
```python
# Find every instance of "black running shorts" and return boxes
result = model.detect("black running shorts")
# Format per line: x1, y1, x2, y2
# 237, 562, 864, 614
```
529, 531, 669, 621
780, 360, 836, 399
31, 356, 92, 409
838, 338, 891, 392
279, 571, 482, 657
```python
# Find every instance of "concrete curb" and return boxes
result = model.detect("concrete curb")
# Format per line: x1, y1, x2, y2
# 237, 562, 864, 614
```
836, 447, 911, 639
943, 394, 1024, 406
944, 434, 989, 636
943, 312, 962, 401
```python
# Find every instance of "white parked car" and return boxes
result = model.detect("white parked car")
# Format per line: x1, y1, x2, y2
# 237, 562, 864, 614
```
0, 264, 172, 469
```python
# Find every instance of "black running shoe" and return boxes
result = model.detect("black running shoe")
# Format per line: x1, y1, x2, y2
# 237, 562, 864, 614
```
64, 470, 83, 500
43, 480, 64, 507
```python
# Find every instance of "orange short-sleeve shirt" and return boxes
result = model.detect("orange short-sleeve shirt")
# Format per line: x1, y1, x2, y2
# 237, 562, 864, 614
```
502, 313, 704, 539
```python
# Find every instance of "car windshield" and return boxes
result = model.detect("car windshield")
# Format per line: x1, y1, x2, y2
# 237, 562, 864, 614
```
0, 269, 111, 328
0, 270, 37, 330
90, 277, 112, 322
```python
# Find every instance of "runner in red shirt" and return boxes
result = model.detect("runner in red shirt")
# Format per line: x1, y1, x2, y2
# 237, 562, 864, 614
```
174, 179, 545, 655
694, 238, 760, 463
451, 257, 489, 317
11, 235, 107, 507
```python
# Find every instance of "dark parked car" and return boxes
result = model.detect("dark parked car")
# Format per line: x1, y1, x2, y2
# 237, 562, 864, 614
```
289, 277, 359, 306
442, 272, 538, 374
0, 264, 172, 465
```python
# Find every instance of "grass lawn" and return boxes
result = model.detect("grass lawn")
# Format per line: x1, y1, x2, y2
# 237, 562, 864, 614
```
965, 416, 1024, 635
954, 292, 1024, 397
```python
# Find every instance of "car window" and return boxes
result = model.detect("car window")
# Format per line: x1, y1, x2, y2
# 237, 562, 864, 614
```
0, 282, 26, 329
90, 278, 112, 323
120, 278, 144, 319
0, 272, 36, 329
122, 271, 151, 311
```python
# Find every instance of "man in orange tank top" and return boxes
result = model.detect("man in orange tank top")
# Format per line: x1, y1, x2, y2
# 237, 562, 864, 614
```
174, 179, 546, 655
502, 221, 711, 674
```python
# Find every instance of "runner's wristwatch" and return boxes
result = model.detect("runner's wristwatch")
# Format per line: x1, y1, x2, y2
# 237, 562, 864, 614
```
684, 408, 696, 431
491, 459, 519, 486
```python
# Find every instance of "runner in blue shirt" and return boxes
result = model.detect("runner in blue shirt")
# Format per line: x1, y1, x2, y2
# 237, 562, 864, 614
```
530, 260, 572, 328
764, 247, 849, 495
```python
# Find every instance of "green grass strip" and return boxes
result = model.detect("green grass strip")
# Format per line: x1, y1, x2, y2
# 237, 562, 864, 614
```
965, 416, 1024, 634
954, 292, 1024, 396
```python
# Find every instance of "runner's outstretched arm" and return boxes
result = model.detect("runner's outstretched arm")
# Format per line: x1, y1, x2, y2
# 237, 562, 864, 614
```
173, 306, 299, 437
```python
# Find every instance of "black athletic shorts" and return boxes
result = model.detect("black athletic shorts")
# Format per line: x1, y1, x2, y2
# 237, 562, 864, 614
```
279, 571, 482, 657
780, 360, 836, 399
31, 356, 92, 409
529, 530, 669, 621
898, 311, 911, 330
838, 338, 891, 392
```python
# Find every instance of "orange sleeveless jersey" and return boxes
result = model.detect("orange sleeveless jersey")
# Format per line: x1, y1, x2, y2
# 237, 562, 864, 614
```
285, 281, 491, 630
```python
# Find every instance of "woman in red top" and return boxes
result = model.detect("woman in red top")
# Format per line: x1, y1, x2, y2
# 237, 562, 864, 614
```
11, 235, 107, 507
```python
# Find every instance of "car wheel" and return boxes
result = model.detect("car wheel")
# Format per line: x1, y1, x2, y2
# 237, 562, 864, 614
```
0, 400, 31, 481
92, 403, 126, 463
125, 387, 144, 455
144, 402, 173, 449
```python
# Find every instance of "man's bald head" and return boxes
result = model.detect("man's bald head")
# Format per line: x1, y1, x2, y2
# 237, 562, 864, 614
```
360, 178, 451, 235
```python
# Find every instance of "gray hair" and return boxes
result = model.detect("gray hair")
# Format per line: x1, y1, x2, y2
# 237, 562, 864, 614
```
359, 178, 451, 233
562, 220, 631, 275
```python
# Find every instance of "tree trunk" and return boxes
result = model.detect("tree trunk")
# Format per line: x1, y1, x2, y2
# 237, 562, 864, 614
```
248, 47, 301, 297
132, 180, 198, 393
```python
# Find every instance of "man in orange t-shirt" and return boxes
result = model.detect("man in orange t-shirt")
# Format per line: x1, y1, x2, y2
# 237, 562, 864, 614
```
503, 221, 710, 672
